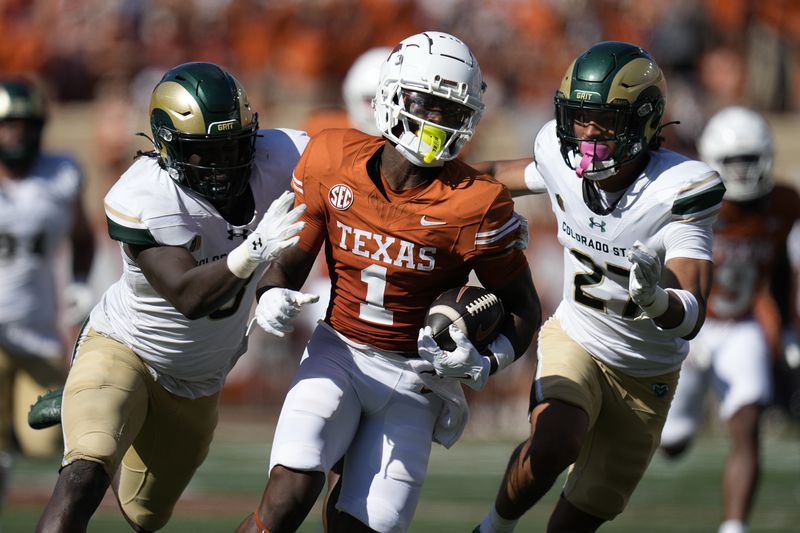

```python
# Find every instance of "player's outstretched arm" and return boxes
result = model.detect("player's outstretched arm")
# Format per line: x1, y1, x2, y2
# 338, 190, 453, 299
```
628, 241, 712, 340
250, 245, 319, 336
129, 191, 306, 319
471, 158, 538, 197
131, 244, 255, 319
63, 197, 97, 326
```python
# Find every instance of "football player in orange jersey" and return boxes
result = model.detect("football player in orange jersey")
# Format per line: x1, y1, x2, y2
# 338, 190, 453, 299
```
236, 31, 541, 533
660, 107, 800, 533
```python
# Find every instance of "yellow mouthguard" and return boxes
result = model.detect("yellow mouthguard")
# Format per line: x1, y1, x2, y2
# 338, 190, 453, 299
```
419, 125, 446, 163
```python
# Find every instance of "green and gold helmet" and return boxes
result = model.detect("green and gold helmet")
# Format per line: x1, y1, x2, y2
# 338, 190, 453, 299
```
0, 79, 46, 171
149, 62, 258, 201
554, 41, 666, 176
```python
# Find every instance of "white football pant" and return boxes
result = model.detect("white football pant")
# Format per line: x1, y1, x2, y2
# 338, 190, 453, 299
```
269, 322, 443, 533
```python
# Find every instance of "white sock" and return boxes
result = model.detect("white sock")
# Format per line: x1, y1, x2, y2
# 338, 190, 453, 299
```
477, 505, 518, 533
719, 519, 746, 533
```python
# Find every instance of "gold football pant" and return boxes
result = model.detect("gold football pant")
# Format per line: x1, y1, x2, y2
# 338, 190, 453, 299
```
0, 346, 64, 457
62, 329, 219, 530
531, 318, 679, 520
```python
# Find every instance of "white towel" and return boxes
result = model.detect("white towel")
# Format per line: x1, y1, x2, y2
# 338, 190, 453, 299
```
408, 359, 470, 448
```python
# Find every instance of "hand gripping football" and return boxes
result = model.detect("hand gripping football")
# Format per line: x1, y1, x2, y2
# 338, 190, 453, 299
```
423, 285, 505, 352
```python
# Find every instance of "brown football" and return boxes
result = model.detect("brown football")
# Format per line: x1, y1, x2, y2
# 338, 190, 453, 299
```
423, 285, 505, 352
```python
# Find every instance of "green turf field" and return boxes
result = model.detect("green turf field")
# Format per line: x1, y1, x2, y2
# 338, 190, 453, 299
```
4, 410, 799, 532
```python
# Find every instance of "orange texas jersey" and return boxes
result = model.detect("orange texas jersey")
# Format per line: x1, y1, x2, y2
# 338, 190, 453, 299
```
709, 185, 800, 321
766, 183, 800, 325
291, 128, 527, 352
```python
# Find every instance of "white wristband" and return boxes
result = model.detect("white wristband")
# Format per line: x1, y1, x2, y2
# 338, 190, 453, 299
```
639, 286, 669, 318
488, 334, 515, 373
226, 242, 259, 279
657, 288, 700, 338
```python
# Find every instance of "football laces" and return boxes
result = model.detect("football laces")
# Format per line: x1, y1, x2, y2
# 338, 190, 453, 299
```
466, 293, 501, 315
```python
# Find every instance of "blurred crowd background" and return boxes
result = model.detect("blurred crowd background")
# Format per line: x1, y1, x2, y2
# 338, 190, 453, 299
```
4, 0, 800, 434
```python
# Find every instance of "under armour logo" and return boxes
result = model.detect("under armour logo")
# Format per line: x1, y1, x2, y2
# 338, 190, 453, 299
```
227, 228, 250, 241
251, 237, 263, 250
588, 217, 606, 232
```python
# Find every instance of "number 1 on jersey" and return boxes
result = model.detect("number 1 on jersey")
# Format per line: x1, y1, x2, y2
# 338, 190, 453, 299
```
359, 264, 394, 325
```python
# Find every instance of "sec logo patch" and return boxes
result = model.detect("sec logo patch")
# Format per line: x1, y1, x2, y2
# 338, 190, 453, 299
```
329, 184, 354, 210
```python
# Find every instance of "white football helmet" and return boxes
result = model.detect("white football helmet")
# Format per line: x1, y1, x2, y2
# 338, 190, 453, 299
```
698, 106, 774, 201
374, 31, 485, 167
343, 47, 390, 136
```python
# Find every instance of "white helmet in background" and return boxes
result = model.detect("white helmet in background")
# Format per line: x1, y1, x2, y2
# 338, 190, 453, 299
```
698, 106, 774, 201
374, 31, 485, 167
343, 47, 390, 135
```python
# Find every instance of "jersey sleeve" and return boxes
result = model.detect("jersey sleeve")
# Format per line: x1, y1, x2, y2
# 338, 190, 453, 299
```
462, 186, 528, 286
37, 154, 84, 205
670, 170, 726, 227
104, 162, 196, 248
523, 160, 547, 193
254, 128, 310, 178
657, 168, 725, 262
662, 221, 714, 262
290, 137, 326, 254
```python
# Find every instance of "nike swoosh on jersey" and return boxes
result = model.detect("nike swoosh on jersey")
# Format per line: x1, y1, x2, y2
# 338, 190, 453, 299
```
420, 216, 447, 226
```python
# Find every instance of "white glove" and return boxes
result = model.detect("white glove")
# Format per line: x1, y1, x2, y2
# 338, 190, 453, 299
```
511, 211, 529, 251
63, 282, 95, 325
227, 191, 307, 278
627, 240, 668, 318
249, 288, 319, 337
417, 325, 490, 391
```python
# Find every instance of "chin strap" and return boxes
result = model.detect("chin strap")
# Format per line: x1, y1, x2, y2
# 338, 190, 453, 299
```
582, 179, 628, 215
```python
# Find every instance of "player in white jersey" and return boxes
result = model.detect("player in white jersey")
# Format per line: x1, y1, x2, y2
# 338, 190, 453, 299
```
472, 42, 725, 532
35, 62, 309, 532
0, 78, 95, 520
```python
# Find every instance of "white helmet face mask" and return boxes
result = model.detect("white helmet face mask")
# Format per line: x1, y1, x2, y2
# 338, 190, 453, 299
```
698, 106, 774, 201
343, 47, 391, 136
374, 31, 485, 167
